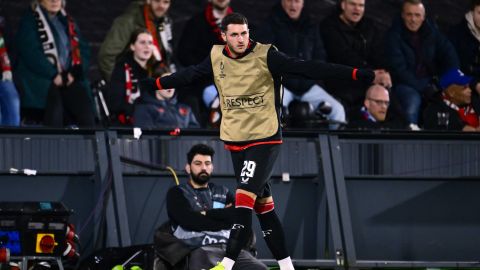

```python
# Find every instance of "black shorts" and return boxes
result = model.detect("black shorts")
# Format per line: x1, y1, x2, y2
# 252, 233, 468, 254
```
230, 143, 281, 198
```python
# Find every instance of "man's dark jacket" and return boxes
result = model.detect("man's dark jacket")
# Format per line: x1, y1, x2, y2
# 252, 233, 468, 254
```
256, 4, 326, 95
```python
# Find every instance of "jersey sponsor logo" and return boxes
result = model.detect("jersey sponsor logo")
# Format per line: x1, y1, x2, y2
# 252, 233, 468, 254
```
223, 94, 266, 110
219, 61, 226, 79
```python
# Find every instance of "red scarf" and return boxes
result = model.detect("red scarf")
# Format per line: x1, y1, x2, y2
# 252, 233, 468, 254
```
32, 3, 82, 71
442, 94, 479, 128
204, 3, 233, 42
67, 15, 81, 66
458, 107, 479, 127
0, 34, 11, 72
118, 63, 140, 125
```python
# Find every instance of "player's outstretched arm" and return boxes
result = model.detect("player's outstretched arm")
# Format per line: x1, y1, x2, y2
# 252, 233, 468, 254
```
267, 49, 375, 84
140, 56, 214, 92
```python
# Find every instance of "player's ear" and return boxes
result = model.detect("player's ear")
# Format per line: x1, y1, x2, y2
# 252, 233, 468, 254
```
185, 163, 191, 174
221, 32, 227, 42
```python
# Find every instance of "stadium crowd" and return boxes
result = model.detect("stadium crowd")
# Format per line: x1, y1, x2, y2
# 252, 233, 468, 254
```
1, 0, 479, 132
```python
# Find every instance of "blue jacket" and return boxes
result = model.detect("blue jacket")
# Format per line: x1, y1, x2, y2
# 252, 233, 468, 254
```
385, 17, 459, 90
133, 92, 200, 129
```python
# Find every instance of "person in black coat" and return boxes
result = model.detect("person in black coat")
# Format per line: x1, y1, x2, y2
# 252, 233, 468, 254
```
321, 0, 391, 119
256, 0, 346, 129
449, 0, 480, 79
175, 0, 234, 126
106, 28, 157, 126
448, 0, 480, 116
162, 144, 266, 270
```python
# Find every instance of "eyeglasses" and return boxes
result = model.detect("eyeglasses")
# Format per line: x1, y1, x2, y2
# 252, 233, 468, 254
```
368, 98, 390, 107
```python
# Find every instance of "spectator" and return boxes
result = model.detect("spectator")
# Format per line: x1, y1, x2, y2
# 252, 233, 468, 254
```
177, 0, 232, 68
15, 0, 95, 127
133, 73, 200, 129
321, 0, 391, 119
176, 0, 234, 127
449, 0, 480, 79
99, 0, 174, 81
0, 18, 20, 126
448, 0, 480, 116
106, 28, 157, 126
385, 0, 459, 127
348, 84, 406, 130
423, 68, 480, 131
157, 144, 266, 270
257, 0, 346, 129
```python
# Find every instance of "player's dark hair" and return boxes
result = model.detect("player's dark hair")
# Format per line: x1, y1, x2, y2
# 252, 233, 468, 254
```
221, 12, 248, 32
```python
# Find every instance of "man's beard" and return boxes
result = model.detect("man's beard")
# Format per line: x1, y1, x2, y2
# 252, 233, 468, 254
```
190, 171, 211, 185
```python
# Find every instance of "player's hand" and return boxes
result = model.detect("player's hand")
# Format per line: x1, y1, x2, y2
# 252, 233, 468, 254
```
139, 78, 158, 91
357, 68, 375, 84
374, 69, 392, 89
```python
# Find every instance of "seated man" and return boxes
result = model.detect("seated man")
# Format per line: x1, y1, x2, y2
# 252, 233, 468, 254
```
348, 84, 406, 130
159, 144, 267, 270
423, 69, 480, 131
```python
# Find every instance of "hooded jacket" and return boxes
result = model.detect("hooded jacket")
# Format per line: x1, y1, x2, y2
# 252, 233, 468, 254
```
133, 90, 199, 129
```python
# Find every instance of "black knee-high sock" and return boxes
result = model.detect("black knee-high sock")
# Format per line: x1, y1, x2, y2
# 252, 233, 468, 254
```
225, 207, 253, 260
257, 210, 289, 260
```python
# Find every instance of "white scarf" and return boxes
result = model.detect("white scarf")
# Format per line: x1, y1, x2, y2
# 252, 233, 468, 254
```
157, 18, 175, 72
32, 3, 63, 72
465, 11, 480, 43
